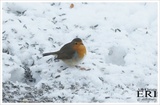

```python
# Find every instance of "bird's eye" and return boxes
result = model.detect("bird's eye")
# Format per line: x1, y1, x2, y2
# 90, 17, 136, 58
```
75, 42, 78, 45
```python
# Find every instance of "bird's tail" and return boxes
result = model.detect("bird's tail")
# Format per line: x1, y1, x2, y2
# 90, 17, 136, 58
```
43, 52, 57, 56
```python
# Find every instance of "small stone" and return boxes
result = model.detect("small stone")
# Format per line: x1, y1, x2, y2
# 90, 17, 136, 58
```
70, 3, 74, 8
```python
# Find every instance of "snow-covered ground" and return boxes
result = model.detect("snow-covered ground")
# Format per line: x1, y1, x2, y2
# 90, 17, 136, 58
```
2, 2, 158, 103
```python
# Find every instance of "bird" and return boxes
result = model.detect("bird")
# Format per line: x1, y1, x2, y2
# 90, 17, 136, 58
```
43, 38, 86, 66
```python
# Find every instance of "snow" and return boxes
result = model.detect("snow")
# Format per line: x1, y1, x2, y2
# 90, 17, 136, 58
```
2, 2, 158, 103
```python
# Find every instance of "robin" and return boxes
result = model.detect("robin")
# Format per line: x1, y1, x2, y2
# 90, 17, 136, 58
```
43, 38, 86, 66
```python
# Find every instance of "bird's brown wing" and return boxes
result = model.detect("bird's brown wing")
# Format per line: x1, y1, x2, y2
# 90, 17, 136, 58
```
56, 43, 75, 60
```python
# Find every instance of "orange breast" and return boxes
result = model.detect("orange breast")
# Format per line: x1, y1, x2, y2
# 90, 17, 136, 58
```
76, 45, 86, 58
73, 44, 86, 59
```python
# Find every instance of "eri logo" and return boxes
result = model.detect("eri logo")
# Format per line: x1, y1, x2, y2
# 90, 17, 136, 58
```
137, 88, 157, 102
